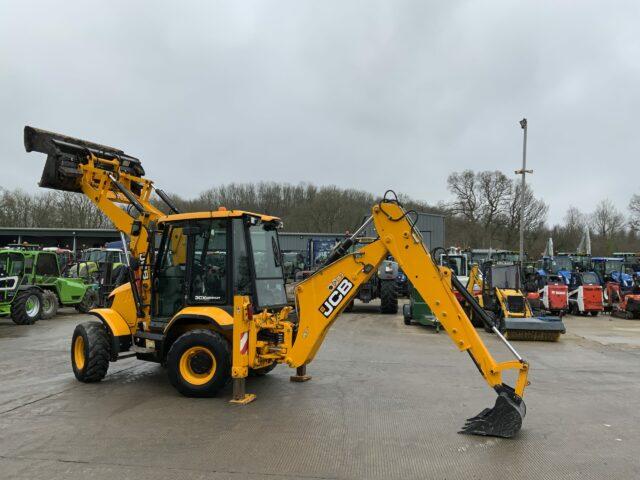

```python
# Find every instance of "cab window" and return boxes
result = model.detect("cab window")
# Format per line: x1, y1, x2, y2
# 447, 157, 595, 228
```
35, 253, 59, 276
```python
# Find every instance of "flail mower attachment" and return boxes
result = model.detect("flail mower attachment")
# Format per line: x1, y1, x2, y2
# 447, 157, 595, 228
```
460, 385, 526, 438
24, 125, 144, 193
503, 316, 566, 342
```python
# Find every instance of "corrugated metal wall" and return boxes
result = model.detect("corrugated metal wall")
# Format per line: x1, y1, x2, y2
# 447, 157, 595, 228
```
279, 232, 344, 252
1, 215, 445, 255
361, 212, 445, 250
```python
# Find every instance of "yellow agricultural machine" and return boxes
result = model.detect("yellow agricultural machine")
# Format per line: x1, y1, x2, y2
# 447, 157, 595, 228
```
467, 262, 566, 342
25, 125, 531, 438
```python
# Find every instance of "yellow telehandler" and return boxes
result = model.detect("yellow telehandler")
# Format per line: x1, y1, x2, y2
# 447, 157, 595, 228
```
25, 126, 530, 438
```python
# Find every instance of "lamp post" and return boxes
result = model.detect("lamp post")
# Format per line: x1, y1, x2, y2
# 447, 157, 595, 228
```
515, 118, 532, 264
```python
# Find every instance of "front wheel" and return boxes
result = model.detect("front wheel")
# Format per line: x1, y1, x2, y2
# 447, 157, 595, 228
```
71, 321, 110, 382
11, 288, 43, 325
167, 329, 231, 397
380, 279, 398, 314
403, 303, 412, 325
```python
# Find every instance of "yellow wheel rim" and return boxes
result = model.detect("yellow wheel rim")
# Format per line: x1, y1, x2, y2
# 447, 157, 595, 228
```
179, 346, 216, 386
74, 336, 85, 370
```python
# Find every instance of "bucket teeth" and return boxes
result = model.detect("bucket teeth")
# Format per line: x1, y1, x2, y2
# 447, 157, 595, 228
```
459, 390, 526, 438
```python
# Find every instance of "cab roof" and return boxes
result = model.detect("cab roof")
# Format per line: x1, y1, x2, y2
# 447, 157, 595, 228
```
157, 209, 281, 224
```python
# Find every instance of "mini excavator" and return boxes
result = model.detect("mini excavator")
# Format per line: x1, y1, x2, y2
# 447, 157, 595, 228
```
25, 126, 530, 438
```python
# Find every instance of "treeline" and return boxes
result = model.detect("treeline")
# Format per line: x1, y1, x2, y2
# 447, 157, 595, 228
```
1, 175, 639, 256
154, 183, 439, 233
0, 188, 111, 229
444, 170, 640, 256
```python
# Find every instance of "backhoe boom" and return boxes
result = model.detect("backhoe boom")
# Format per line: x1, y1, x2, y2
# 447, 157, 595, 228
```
290, 200, 528, 437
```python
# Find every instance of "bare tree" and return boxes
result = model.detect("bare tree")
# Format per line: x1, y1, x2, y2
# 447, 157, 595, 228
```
629, 194, 640, 231
446, 170, 479, 223
590, 199, 625, 238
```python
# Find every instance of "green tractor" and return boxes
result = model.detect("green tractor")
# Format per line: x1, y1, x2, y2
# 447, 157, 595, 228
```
0, 248, 97, 325
403, 284, 440, 331
66, 247, 128, 307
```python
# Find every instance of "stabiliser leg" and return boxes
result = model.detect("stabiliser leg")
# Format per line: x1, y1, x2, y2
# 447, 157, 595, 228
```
230, 296, 256, 405
230, 377, 256, 405
290, 365, 312, 382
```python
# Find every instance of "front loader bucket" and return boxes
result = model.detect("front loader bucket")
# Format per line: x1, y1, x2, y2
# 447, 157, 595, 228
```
24, 125, 144, 193
460, 386, 526, 438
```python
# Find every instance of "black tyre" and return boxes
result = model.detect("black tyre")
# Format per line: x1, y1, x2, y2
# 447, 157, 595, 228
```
11, 288, 43, 325
380, 279, 398, 314
249, 363, 277, 377
403, 303, 412, 325
167, 329, 231, 397
71, 321, 110, 382
589, 311, 599, 317
76, 289, 98, 313
41, 290, 59, 320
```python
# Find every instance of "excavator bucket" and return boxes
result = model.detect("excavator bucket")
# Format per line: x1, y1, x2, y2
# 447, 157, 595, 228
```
503, 316, 566, 342
460, 387, 526, 438
24, 125, 144, 193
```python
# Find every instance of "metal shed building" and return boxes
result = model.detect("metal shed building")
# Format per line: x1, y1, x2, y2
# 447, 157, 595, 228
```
0, 212, 445, 256
362, 212, 445, 250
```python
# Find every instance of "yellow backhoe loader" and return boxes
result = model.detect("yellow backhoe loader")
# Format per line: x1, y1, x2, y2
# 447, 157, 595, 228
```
467, 262, 565, 341
25, 126, 530, 438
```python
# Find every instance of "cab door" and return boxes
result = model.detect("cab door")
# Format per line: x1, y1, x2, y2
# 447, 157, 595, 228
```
153, 223, 188, 321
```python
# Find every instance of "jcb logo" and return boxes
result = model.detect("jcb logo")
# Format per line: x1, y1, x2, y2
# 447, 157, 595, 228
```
319, 278, 354, 318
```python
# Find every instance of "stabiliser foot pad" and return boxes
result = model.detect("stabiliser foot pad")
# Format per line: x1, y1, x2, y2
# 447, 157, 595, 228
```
229, 394, 256, 405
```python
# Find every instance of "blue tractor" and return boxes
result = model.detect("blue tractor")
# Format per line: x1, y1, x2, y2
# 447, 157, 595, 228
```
591, 257, 633, 290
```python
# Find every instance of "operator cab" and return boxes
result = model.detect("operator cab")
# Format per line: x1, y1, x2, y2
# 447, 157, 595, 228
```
151, 211, 287, 326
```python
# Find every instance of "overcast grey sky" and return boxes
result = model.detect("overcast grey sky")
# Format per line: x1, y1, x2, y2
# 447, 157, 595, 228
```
1, 1, 638, 225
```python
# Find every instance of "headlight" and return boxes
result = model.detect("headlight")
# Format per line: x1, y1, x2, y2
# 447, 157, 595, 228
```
385, 265, 393, 273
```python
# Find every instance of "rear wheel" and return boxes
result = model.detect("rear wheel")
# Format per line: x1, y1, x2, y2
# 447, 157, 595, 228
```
483, 311, 501, 333
344, 300, 354, 312
589, 311, 599, 317
11, 289, 43, 325
71, 321, 110, 382
41, 290, 59, 320
249, 363, 277, 377
380, 279, 398, 314
167, 329, 230, 397
76, 289, 98, 313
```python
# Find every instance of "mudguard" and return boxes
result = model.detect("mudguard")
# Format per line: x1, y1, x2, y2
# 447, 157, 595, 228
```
90, 308, 132, 337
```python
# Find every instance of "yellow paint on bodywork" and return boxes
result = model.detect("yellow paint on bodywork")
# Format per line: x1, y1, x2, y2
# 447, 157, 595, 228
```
157, 210, 280, 224
165, 306, 235, 333
91, 308, 132, 337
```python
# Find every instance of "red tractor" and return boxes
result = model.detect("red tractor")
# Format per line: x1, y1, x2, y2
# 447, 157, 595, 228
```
610, 274, 640, 319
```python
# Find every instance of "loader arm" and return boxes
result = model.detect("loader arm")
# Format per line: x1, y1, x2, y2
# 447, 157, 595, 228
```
290, 200, 529, 437
24, 126, 175, 319
466, 263, 483, 293
24, 126, 164, 258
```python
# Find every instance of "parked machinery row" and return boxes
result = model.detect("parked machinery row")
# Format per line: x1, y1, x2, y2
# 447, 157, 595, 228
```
0, 243, 127, 324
